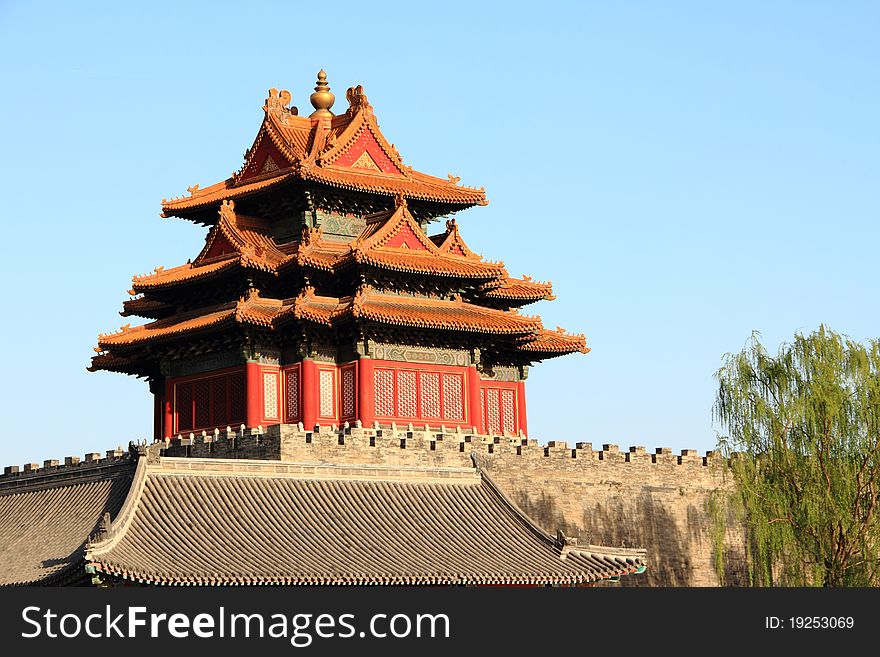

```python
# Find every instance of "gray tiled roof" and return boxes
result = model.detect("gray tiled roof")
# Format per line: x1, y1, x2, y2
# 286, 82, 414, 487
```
0, 460, 134, 585
85, 457, 646, 585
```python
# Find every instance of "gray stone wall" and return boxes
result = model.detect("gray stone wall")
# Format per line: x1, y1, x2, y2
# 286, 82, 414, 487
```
6, 424, 748, 586
157, 424, 747, 586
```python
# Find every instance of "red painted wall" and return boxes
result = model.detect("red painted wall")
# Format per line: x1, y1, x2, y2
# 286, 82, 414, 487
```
158, 358, 528, 436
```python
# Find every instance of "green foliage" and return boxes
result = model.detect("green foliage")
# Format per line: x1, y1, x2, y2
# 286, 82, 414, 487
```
713, 326, 880, 586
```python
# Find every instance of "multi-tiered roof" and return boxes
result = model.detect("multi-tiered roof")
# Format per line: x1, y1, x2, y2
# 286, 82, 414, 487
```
90, 72, 587, 380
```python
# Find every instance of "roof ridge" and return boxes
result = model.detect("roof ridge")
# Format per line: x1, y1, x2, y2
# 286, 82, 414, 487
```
84, 445, 152, 560
150, 456, 482, 483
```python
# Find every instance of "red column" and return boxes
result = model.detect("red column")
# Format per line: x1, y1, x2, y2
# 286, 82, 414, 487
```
164, 378, 174, 438
357, 357, 374, 428
245, 361, 262, 428
301, 359, 318, 430
516, 380, 528, 437
466, 366, 484, 433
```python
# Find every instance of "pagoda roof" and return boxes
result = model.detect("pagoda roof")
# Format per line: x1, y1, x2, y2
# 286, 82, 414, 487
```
132, 201, 505, 300
94, 293, 287, 353
131, 258, 240, 293
348, 288, 542, 335
194, 200, 287, 268
295, 202, 506, 280
290, 286, 543, 336
83, 453, 646, 586
92, 286, 550, 364
161, 82, 486, 219
481, 276, 556, 304
515, 327, 590, 356
131, 201, 286, 294
120, 296, 174, 320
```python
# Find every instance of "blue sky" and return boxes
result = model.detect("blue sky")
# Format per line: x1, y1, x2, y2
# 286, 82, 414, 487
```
0, 1, 877, 468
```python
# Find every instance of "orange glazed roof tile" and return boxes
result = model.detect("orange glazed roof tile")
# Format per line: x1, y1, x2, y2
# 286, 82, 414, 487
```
120, 296, 174, 319
131, 258, 239, 292
87, 352, 143, 373
349, 288, 542, 335
516, 328, 590, 355
291, 205, 507, 280
96, 303, 239, 349
95, 286, 544, 359
162, 81, 486, 218
194, 200, 287, 269
134, 201, 288, 292
95, 294, 299, 353
161, 171, 299, 216
482, 276, 555, 302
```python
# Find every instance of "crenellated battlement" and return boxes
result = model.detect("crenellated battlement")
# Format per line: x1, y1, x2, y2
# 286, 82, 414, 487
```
0, 446, 134, 493
149, 422, 727, 470
0, 425, 728, 485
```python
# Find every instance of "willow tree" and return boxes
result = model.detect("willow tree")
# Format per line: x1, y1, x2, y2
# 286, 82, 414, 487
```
714, 326, 880, 586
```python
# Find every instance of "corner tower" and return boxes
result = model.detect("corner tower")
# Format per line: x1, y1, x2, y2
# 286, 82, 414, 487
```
90, 72, 588, 441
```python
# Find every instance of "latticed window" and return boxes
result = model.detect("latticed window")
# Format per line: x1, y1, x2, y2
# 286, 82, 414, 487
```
373, 367, 467, 423
397, 370, 418, 417
229, 373, 246, 423
341, 366, 356, 419
482, 387, 517, 435
501, 389, 515, 434
442, 374, 464, 420
175, 371, 246, 433
263, 371, 279, 420
319, 369, 335, 418
420, 372, 441, 418
284, 367, 300, 423
194, 380, 211, 428
176, 383, 193, 432
485, 388, 500, 435
212, 378, 227, 426
374, 369, 395, 417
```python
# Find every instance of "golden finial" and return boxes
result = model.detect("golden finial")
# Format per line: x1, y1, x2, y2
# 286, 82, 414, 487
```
309, 69, 335, 118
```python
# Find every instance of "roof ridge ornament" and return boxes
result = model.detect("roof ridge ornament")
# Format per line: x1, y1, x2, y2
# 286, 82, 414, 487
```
345, 84, 372, 117
219, 199, 236, 223
264, 88, 298, 122
309, 70, 335, 119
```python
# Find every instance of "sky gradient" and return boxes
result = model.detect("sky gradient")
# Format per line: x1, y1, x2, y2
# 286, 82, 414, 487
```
0, 1, 877, 468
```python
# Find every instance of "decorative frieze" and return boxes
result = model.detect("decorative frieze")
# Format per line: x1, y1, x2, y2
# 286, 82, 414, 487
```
316, 210, 366, 240
479, 366, 519, 382
253, 350, 281, 365
372, 343, 468, 366
312, 345, 338, 363
167, 350, 243, 378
